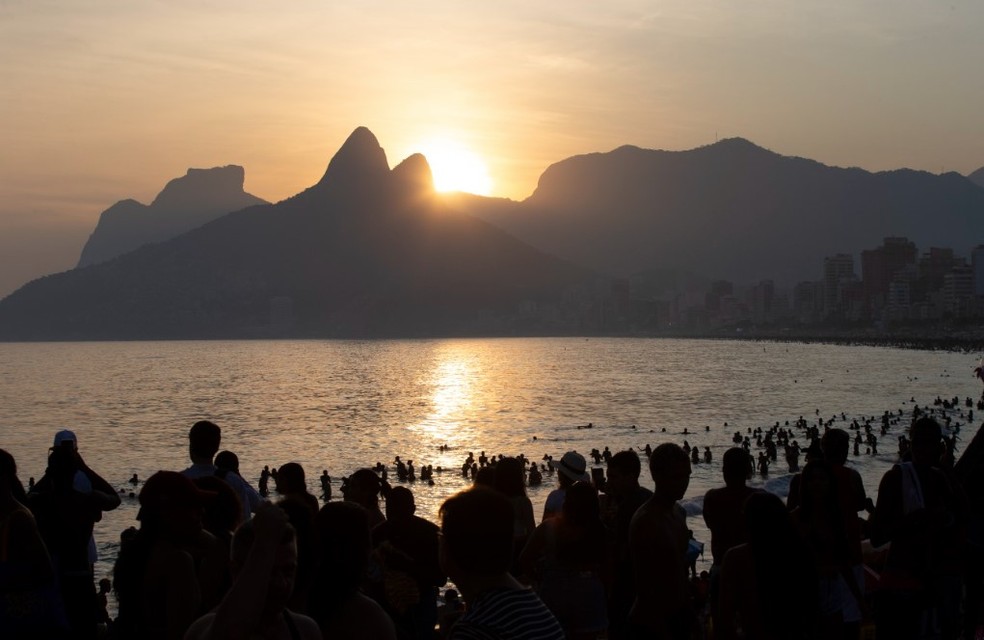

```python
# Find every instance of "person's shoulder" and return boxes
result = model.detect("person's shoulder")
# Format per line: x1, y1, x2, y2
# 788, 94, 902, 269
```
286, 610, 323, 640
630, 499, 656, 524
5, 503, 41, 533
183, 612, 216, 640
411, 514, 439, 533
461, 588, 564, 639
221, 471, 249, 489
703, 486, 722, 501
879, 464, 903, 485
346, 593, 397, 639
181, 464, 212, 479
721, 542, 752, 573
544, 488, 564, 503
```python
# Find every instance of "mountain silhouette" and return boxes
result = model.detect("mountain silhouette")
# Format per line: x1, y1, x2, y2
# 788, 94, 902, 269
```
77, 165, 268, 268
969, 166, 984, 189
0, 128, 593, 340
460, 138, 984, 285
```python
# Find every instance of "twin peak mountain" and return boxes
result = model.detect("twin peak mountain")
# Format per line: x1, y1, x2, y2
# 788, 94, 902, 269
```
2, 128, 591, 339
3, 127, 984, 339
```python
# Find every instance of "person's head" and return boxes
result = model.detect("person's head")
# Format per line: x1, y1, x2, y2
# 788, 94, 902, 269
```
606, 450, 642, 496
276, 462, 307, 495
45, 443, 79, 490
385, 486, 416, 521
798, 460, 837, 516
561, 481, 601, 527
341, 468, 381, 509
649, 443, 691, 502
743, 490, 794, 548
138, 471, 213, 539
215, 450, 240, 475
557, 451, 589, 489
910, 417, 944, 466
439, 488, 513, 581
52, 429, 78, 451
722, 447, 752, 486
193, 475, 243, 535
0, 448, 27, 503
473, 465, 496, 488
231, 514, 298, 615
820, 429, 849, 465
492, 457, 526, 498
188, 420, 221, 461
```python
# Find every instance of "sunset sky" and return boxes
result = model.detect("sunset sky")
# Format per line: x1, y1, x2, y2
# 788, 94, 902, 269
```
1, 0, 983, 298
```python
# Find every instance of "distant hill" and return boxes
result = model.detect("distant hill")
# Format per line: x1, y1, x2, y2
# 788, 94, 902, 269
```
0, 128, 593, 340
457, 138, 984, 285
969, 166, 984, 189
77, 165, 268, 267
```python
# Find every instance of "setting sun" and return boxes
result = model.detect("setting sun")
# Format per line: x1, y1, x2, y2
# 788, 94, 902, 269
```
414, 139, 493, 196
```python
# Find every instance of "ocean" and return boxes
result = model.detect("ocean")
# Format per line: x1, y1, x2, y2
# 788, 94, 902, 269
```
1, 337, 980, 584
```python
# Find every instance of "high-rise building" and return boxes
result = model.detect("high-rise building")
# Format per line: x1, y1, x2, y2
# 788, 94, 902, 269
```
861, 237, 917, 305
823, 254, 856, 317
794, 281, 824, 323
972, 245, 984, 297
750, 280, 775, 323
943, 266, 973, 316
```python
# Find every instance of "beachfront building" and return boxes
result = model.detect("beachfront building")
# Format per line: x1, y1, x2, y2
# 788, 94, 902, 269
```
972, 245, 984, 297
823, 253, 857, 319
943, 266, 974, 317
861, 237, 917, 312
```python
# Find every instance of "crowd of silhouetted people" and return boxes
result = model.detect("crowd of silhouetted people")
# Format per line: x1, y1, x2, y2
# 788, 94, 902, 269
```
2, 404, 984, 639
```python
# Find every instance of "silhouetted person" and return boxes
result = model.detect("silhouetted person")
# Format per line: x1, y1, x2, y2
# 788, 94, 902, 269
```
185, 502, 322, 640
182, 420, 262, 523
871, 417, 964, 640
191, 474, 242, 611
0, 448, 68, 637
629, 443, 693, 639
341, 468, 386, 528
309, 501, 397, 640
276, 462, 319, 516
543, 451, 589, 521
954, 415, 984, 638
820, 428, 869, 636
372, 486, 446, 639
214, 450, 241, 476
439, 488, 564, 639
320, 470, 332, 502
520, 481, 609, 639
276, 494, 319, 614
718, 492, 818, 639
31, 429, 121, 572
702, 447, 758, 628
113, 471, 221, 639
29, 442, 119, 639
791, 460, 862, 640
604, 449, 653, 640
492, 456, 536, 574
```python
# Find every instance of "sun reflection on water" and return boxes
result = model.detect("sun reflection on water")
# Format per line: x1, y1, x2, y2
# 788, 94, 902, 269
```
413, 348, 477, 447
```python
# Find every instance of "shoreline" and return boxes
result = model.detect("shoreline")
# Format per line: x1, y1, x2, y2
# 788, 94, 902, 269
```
2, 330, 983, 354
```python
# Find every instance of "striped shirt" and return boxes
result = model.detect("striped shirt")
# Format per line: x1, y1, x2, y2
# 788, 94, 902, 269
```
450, 587, 565, 640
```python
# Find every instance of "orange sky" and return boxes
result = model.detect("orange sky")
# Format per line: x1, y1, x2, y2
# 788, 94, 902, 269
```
1, 1, 983, 298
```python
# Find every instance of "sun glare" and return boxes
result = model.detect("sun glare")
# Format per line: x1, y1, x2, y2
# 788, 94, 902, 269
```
415, 139, 493, 196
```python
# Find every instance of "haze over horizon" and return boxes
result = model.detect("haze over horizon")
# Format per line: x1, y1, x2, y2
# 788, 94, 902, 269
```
2, 0, 983, 299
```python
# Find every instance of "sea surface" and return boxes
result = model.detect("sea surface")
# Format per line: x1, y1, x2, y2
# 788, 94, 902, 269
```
1, 337, 981, 585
